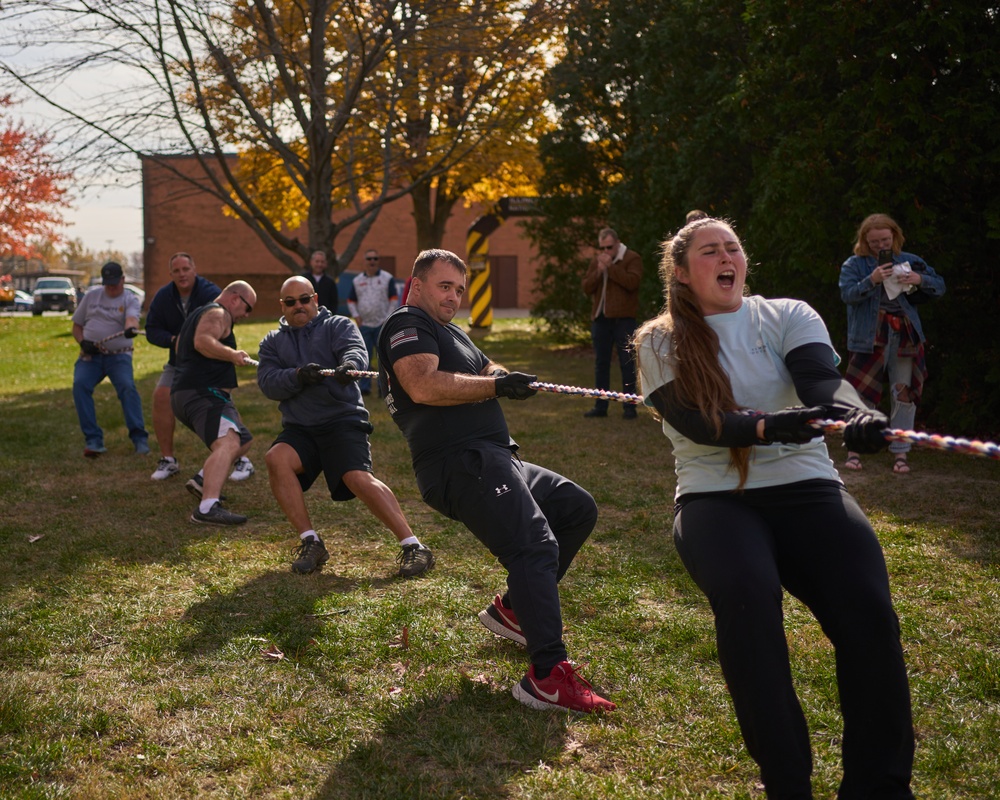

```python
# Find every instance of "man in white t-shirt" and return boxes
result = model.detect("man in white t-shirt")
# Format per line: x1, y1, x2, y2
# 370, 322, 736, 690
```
348, 248, 398, 395
71, 261, 148, 458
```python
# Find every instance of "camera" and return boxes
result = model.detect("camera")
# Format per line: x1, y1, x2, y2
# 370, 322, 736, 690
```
877, 249, 894, 266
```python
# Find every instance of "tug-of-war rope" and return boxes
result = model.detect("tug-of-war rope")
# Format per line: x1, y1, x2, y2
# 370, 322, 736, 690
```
241, 359, 1000, 461
91, 329, 147, 354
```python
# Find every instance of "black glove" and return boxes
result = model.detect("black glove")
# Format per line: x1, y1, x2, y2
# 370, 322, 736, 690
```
842, 407, 889, 453
333, 364, 359, 386
80, 340, 101, 356
495, 372, 537, 400
296, 363, 325, 388
124, 327, 139, 339
761, 406, 825, 444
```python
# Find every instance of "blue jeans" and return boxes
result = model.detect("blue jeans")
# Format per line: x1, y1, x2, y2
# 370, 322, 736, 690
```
358, 324, 381, 393
73, 353, 148, 449
590, 314, 637, 411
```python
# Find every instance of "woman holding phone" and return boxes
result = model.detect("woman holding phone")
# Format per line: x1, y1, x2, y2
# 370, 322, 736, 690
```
839, 213, 946, 473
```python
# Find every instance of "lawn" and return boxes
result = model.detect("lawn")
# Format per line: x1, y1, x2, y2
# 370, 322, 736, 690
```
0, 314, 997, 799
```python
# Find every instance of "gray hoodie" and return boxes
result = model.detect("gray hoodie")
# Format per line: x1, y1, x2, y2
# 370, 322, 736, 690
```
257, 306, 370, 429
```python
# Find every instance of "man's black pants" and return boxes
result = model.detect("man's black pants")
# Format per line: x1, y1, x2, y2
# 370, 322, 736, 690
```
418, 442, 598, 669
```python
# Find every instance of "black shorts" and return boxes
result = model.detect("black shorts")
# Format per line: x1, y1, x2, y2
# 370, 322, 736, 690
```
271, 420, 374, 501
171, 387, 252, 449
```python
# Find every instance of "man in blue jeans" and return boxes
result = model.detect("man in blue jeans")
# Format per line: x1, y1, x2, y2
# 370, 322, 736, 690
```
71, 261, 148, 458
581, 227, 643, 419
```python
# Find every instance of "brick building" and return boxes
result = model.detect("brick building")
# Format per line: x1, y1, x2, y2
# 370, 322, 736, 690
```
141, 155, 542, 319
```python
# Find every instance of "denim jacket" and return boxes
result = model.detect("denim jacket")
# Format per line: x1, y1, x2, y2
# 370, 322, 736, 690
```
839, 251, 946, 353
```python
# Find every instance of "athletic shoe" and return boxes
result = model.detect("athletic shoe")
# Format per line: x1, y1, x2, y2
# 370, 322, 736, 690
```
512, 661, 616, 713
151, 457, 180, 480
83, 444, 106, 458
478, 594, 526, 646
229, 457, 255, 481
291, 537, 330, 574
185, 474, 227, 502
190, 501, 247, 526
396, 543, 435, 578
622, 405, 638, 420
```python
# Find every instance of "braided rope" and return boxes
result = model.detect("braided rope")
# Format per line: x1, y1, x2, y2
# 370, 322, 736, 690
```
95, 328, 146, 345
92, 328, 146, 354
813, 419, 1000, 460
242, 360, 998, 460
529, 380, 643, 405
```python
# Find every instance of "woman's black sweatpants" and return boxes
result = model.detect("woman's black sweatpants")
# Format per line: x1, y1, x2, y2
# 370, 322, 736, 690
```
674, 479, 914, 800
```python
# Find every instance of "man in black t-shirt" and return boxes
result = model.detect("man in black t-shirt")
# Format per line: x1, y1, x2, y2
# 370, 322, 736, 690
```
377, 249, 616, 714
171, 281, 257, 526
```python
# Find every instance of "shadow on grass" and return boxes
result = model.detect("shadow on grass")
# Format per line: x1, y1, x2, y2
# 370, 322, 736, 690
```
313, 680, 570, 800
177, 569, 394, 658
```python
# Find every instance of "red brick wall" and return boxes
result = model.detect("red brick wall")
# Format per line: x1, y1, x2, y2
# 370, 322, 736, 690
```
141, 155, 543, 319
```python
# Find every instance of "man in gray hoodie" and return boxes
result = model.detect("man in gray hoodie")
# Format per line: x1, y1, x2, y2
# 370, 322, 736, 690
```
257, 276, 434, 577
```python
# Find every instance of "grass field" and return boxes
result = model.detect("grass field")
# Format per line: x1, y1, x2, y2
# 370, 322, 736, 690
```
0, 314, 998, 799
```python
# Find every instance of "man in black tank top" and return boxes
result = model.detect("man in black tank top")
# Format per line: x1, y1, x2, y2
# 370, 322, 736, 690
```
171, 281, 257, 526
377, 249, 616, 714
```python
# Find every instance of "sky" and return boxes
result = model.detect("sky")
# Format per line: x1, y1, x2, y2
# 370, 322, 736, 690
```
3, 35, 146, 258
63, 184, 144, 258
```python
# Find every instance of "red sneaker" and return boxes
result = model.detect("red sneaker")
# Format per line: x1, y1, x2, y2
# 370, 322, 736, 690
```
478, 594, 526, 646
512, 661, 616, 712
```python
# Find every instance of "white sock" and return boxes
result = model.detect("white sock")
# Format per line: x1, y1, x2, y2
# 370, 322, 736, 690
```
197, 469, 204, 478
163, 456, 177, 464
399, 536, 420, 547
199, 498, 218, 514
300, 530, 320, 541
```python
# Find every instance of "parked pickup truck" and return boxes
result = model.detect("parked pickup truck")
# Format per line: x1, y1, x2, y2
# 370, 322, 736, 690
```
32, 277, 78, 315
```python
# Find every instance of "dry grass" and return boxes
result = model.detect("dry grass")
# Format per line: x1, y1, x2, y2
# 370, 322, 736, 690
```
0, 314, 998, 799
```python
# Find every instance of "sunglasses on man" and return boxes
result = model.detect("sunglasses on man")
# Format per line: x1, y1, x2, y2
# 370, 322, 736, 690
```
282, 293, 316, 308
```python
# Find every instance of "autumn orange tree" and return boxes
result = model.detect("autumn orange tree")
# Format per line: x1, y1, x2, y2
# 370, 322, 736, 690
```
216, 0, 562, 260
0, 0, 563, 273
0, 96, 72, 258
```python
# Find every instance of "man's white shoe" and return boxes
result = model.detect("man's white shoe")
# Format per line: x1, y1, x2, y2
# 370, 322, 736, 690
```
151, 457, 180, 480
229, 457, 255, 481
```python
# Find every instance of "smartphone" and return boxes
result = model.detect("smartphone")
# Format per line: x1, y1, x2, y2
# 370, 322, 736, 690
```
878, 249, 894, 266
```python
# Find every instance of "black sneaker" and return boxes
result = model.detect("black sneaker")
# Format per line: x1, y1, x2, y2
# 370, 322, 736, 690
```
623, 405, 638, 419
396, 543, 435, 578
190, 501, 247, 526
291, 537, 329, 574
186, 474, 226, 502
583, 407, 607, 418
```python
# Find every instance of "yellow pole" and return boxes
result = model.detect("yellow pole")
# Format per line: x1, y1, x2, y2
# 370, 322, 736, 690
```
466, 209, 501, 332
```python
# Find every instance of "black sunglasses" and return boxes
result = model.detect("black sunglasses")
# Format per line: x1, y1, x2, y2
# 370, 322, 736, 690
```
236, 294, 254, 314
282, 293, 316, 308
599, 244, 616, 251
366, 256, 380, 262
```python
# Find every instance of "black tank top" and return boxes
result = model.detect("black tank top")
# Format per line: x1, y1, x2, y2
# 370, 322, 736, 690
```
172, 303, 239, 391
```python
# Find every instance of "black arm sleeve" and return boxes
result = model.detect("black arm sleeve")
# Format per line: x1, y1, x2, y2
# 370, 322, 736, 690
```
648, 383, 762, 447
785, 342, 869, 419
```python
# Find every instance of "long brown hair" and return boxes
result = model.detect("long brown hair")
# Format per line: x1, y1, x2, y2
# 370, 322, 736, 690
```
634, 218, 753, 488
